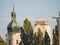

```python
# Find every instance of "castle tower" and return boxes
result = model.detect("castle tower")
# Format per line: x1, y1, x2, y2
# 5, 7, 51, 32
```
7, 6, 21, 45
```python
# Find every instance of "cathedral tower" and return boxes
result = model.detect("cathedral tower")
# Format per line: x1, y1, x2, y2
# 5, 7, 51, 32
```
7, 6, 21, 45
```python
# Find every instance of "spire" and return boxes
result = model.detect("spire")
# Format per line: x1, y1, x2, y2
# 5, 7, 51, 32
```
13, 5, 14, 12
11, 5, 16, 21
13, 5, 15, 13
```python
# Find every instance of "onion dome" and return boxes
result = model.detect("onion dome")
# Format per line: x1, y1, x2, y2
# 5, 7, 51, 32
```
7, 6, 20, 33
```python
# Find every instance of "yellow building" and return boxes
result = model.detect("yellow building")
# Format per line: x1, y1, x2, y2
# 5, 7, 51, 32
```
33, 21, 52, 45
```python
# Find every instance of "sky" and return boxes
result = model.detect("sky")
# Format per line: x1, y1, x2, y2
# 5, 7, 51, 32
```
0, 0, 60, 40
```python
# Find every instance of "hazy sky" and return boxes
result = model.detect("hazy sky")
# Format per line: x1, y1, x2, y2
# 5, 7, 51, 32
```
0, 0, 60, 40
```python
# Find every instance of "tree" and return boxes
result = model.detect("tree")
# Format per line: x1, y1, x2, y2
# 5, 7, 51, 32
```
53, 29, 55, 45
44, 31, 50, 45
23, 18, 33, 45
20, 27, 28, 45
0, 36, 7, 45
20, 28, 34, 45
55, 25, 59, 36
32, 33, 38, 45
37, 28, 43, 45
53, 25, 59, 45
23, 18, 32, 35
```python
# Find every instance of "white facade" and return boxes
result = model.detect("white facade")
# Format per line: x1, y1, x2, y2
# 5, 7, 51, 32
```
33, 21, 52, 45
6, 32, 21, 45
12, 33, 21, 45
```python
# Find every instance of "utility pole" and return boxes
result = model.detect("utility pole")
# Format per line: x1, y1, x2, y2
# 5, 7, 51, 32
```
52, 12, 60, 45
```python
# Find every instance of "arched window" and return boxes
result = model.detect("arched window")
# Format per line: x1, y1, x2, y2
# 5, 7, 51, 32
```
16, 40, 18, 44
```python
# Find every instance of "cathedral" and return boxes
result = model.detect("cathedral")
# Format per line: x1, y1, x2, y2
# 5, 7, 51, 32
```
6, 6, 53, 45
6, 6, 21, 45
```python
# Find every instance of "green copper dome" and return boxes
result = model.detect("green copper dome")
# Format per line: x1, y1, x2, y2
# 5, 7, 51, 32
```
7, 21, 20, 32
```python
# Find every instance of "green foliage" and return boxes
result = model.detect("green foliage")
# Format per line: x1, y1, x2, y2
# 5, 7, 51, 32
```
37, 28, 43, 45
20, 27, 33, 45
23, 18, 32, 35
33, 33, 38, 45
44, 31, 50, 45
55, 25, 59, 36
54, 35, 59, 45
0, 36, 7, 45
53, 25, 59, 45
20, 27, 27, 45
55, 25, 59, 45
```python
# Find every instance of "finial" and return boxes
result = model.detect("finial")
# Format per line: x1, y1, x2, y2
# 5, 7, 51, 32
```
13, 5, 14, 12
13, 5, 15, 13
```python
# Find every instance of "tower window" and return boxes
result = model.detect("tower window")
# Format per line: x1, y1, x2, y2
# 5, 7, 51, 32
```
16, 40, 18, 44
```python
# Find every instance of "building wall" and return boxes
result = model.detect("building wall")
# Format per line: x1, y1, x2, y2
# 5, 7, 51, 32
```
33, 21, 52, 45
6, 32, 21, 45
8, 32, 12, 45
12, 33, 21, 45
